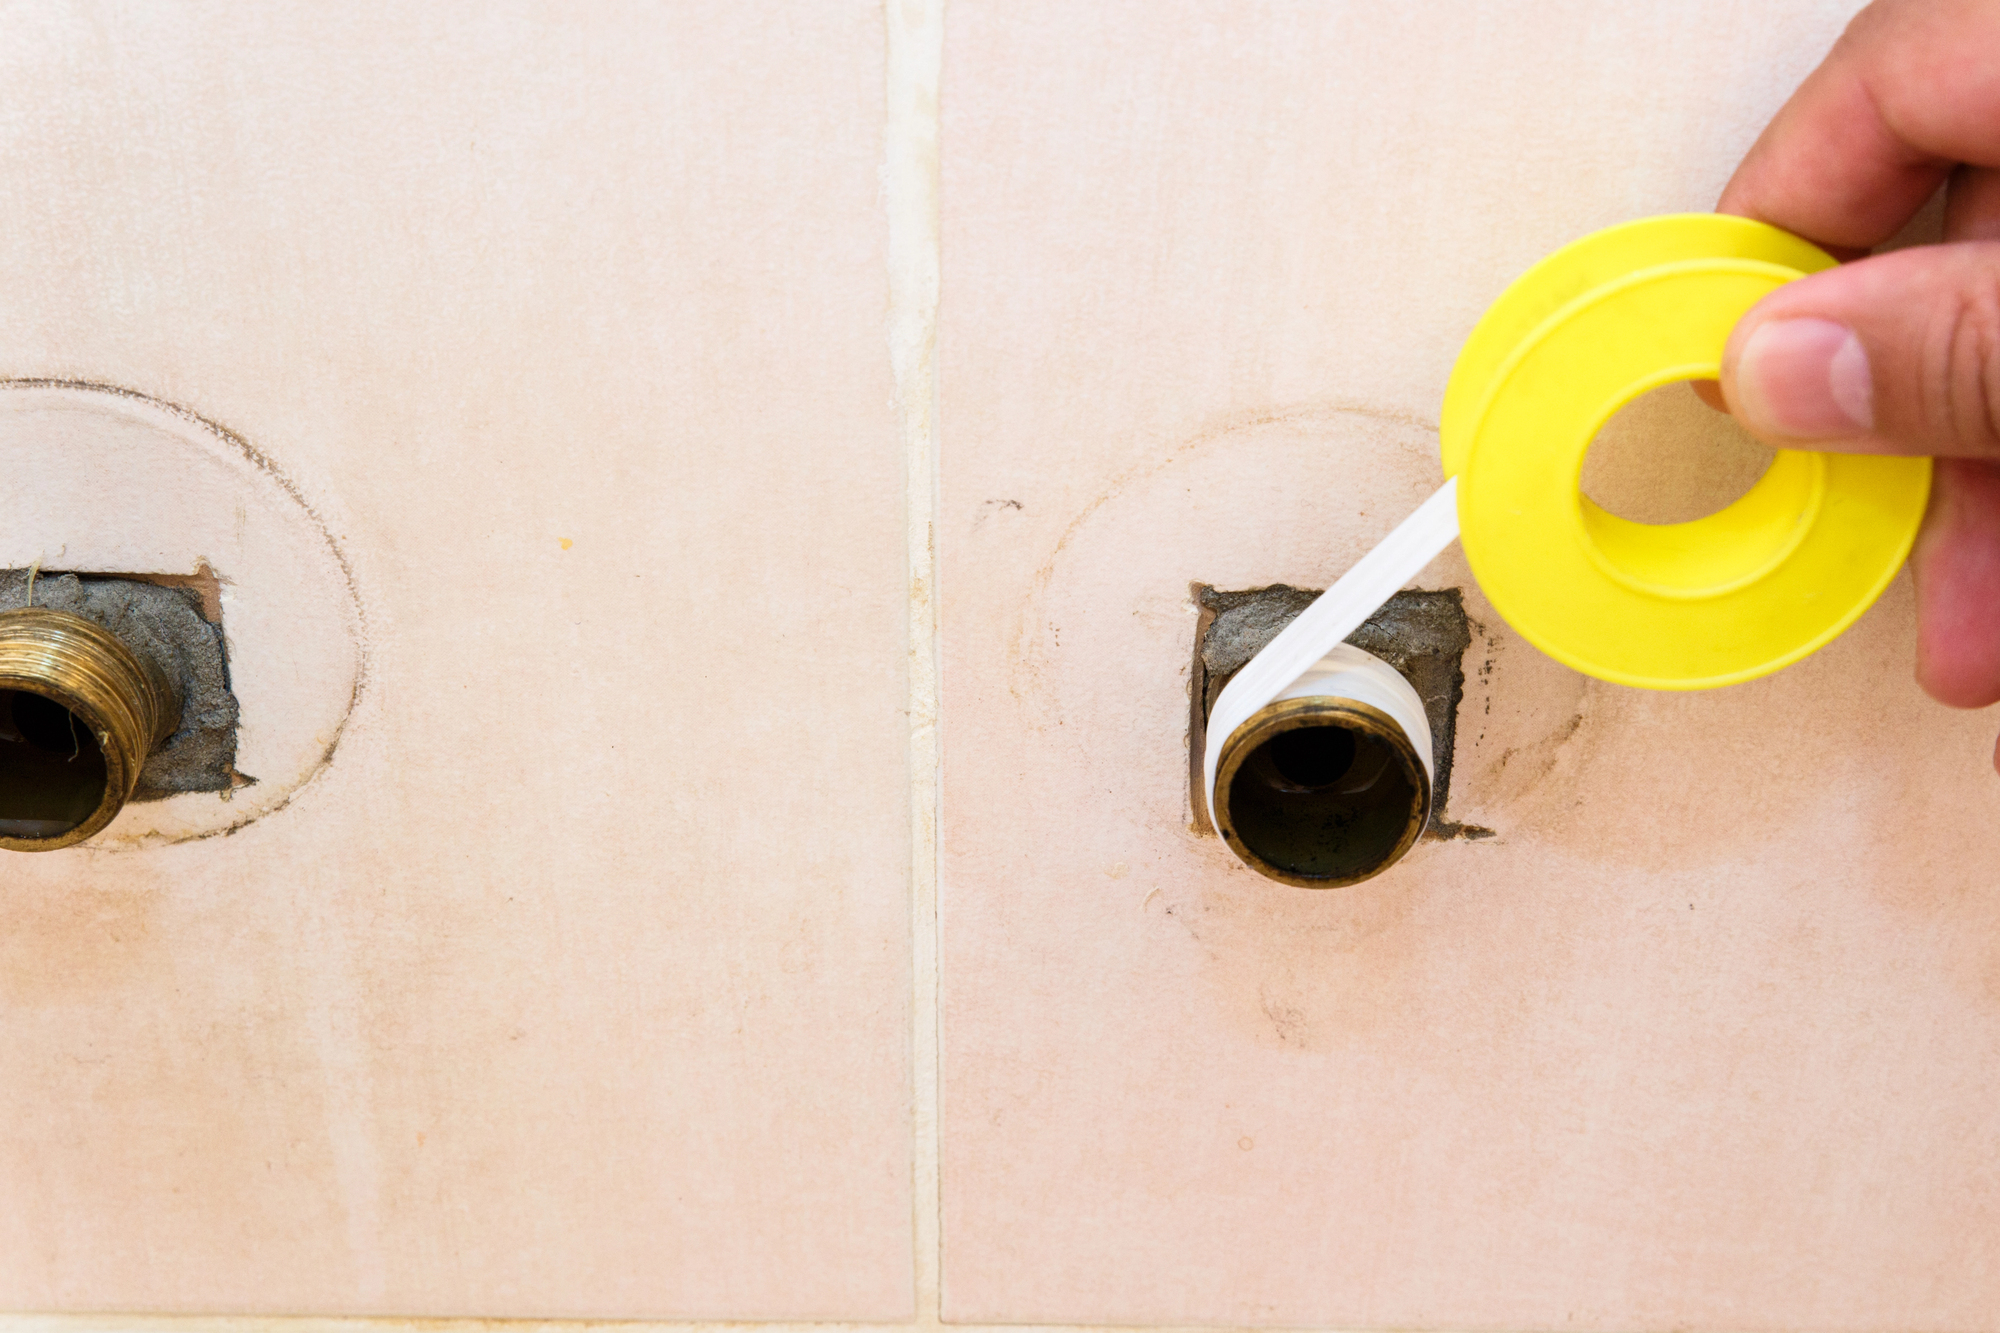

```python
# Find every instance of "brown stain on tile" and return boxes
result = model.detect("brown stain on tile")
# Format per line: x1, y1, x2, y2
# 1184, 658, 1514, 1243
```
1167, 827, 1605, 1061
0, 894, 361, 1305
1476, 576, 1982, 884
0, 870, 168, 1009
1161, 573, 1884, 1056
1153, 839, 1433, 1052
0, 870, 359, 1298
1442, 573, 2000, 1005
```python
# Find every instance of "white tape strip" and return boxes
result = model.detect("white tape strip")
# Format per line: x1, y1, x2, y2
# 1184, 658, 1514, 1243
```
1274, 642, 1435, 775
1203, 476, 1462, 825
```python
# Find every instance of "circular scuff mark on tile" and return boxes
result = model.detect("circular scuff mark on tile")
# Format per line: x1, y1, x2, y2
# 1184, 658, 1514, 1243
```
0, 381, 363, 848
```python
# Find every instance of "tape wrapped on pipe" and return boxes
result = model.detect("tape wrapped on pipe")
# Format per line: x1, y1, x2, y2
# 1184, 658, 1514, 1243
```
1203, 214, 1933, 852
1203, 480, 1459, 828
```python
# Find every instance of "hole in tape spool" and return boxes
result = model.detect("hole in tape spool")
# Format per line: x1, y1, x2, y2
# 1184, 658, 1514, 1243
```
1580, 380, 1774, 526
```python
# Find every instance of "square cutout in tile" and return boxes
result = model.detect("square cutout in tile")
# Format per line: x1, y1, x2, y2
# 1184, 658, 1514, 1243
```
1189, 584, 1489, 839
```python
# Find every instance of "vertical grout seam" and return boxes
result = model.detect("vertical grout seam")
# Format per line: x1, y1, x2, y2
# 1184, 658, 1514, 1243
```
884, 0, 945, 1325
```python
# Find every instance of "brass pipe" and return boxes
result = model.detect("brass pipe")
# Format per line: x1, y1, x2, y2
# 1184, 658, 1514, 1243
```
1213, 695, 1430, 888
0, 608, 180, 851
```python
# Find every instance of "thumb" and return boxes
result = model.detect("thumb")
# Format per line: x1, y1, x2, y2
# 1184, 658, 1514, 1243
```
1721, 241, 2000, 458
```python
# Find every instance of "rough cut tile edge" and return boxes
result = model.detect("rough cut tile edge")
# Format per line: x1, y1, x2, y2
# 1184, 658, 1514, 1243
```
885, 0, 945, 1325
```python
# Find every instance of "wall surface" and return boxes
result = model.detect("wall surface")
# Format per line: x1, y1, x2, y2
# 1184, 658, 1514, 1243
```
0, 0, 913, 1319
936, 0, 2000, 1328
0, 1, 1996, 1330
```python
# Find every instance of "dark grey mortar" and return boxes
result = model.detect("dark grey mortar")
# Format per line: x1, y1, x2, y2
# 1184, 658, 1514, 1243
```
0, 571, 244, 800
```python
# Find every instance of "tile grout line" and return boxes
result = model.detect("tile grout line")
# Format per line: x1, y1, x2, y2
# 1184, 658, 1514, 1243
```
884, 0, 945, 1325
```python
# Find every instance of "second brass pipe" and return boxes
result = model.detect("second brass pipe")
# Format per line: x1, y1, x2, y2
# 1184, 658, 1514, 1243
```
0, 607, 180, 851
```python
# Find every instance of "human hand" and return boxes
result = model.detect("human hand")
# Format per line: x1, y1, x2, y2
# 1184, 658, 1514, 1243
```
1708, 0, 2000, 769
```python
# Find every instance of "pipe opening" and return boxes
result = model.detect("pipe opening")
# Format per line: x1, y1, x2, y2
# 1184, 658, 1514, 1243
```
1261, 726, 1358, 791
0, 688, 108, 840
1216, 699, 1429, 887
0, 608, 178, 852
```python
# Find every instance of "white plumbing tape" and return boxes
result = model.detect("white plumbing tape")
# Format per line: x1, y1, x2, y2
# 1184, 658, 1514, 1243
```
1273, 642, 1435, 773
1202, 476, 1461, 828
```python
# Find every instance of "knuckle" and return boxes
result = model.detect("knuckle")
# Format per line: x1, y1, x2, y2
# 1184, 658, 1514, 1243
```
1926, 273, 2000, 454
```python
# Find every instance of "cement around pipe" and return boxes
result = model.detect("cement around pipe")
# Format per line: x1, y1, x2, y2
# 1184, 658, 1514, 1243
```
1197, 586, 1482, 839
0, 571, 242, 801
0, 383, 363, 848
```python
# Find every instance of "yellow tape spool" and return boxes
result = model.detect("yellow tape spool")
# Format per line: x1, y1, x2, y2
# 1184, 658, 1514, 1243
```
1441, 214, 1932, 690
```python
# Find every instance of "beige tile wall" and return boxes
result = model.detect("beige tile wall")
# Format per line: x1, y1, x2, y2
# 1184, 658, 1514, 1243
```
0, 0, 911, 1319
939, 1, 2000, 1329
1, 1, 1996, 1330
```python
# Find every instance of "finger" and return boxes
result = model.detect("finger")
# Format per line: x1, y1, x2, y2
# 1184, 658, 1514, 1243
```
1911, 457, 2000, 710
1716, 0, 2000, 251
1719, 241, 2000, 457
1945, 163, 2000, 241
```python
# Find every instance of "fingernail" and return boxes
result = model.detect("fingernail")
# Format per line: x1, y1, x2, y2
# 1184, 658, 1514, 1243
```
1732, 317, 1874, 438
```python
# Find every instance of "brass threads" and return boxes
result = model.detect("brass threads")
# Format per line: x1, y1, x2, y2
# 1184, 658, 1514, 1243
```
0, 608, 180, 851
1213, 696, 1430, 888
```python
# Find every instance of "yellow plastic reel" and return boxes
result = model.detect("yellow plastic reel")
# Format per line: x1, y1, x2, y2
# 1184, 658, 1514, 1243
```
1441, 214, 1932, 690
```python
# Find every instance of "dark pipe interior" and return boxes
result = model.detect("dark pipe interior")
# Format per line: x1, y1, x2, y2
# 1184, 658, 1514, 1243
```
1225, 720, 1419, 881
0, 689, 107, 840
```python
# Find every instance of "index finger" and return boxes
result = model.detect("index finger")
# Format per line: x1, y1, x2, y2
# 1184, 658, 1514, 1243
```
1717, 0, 2000, 251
